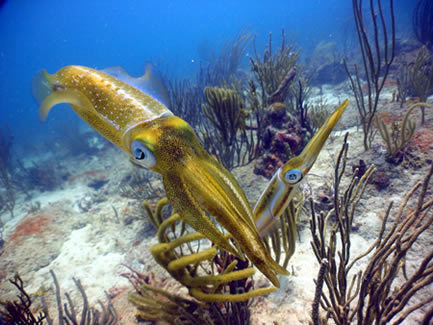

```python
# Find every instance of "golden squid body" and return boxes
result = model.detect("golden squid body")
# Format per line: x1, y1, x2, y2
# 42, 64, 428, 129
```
33, 65, 289, 287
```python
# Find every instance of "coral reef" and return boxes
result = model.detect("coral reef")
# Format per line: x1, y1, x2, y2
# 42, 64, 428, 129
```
248, 30, 318, 177
8, 214, 52, 245
253, 102, 309, 178
19, 21, 433, 324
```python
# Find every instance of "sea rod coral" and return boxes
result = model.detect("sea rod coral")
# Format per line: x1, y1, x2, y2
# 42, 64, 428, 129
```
311, 134, 433, 324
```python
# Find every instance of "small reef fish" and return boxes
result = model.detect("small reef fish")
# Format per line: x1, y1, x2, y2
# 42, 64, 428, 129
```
33, 65, 290, 287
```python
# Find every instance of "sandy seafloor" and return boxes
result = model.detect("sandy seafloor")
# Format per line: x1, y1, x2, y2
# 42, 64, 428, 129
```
1, 82, 432, 324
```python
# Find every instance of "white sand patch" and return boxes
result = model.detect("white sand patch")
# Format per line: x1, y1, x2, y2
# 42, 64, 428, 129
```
310, 84, 349, 105
38, 184, 88, 209
26, 224, 128, 305
2, 184, 87, 240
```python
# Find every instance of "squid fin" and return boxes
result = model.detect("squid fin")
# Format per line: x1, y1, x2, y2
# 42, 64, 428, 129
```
32, 69, 95, 122
102, 65, 170, 107
37, 88, 92, 122
32, 70, 54, 107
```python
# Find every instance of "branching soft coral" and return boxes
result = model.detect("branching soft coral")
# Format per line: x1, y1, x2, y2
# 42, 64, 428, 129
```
0, 274, 46, 325
0, 271, 117, 325
311, 133, 433, 325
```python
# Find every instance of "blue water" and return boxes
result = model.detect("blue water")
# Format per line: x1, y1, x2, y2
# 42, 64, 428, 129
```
0, 0, 414, 153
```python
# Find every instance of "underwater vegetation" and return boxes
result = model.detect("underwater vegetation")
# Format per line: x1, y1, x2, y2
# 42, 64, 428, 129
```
167, 30, 313, 175
376, 102, 431, 163
199, 31, 252, 87
45, 270, 117, 325
344, 0, 395, 151
309, 41, 347, 86
123, 261, 253, 324
248, 30, 315, 178
0, 271, 117, 324
249, 29, 298, 108
202, 86, 252, 170
167, 78, 204, 131
0, 274, 46, 324
168, 32, 251, 122
311, 135, 433, 325
167, 33, 257, 171
395, 59, 410, 108
119, 168, 163, 201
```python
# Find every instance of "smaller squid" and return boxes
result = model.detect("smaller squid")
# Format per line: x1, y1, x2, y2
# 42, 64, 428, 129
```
254, 99, 348, 233
33, 65, 348, 288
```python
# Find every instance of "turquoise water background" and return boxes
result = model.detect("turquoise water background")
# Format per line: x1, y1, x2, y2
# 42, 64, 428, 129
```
0, 0, 414, 151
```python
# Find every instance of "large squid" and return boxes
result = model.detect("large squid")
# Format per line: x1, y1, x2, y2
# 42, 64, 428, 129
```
33, 65, 348, 288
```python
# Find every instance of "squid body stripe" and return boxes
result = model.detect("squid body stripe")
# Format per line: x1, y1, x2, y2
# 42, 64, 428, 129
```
121, 111, 173, 147
211, 163, 254, 223
256, 170, 290, 229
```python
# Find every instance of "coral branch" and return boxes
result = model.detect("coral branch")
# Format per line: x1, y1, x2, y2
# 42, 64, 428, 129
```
311, 133, 433, 324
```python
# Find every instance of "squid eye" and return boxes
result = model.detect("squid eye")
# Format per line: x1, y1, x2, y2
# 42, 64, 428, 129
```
284, 169, 303, 185
130, 140, 156, 168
